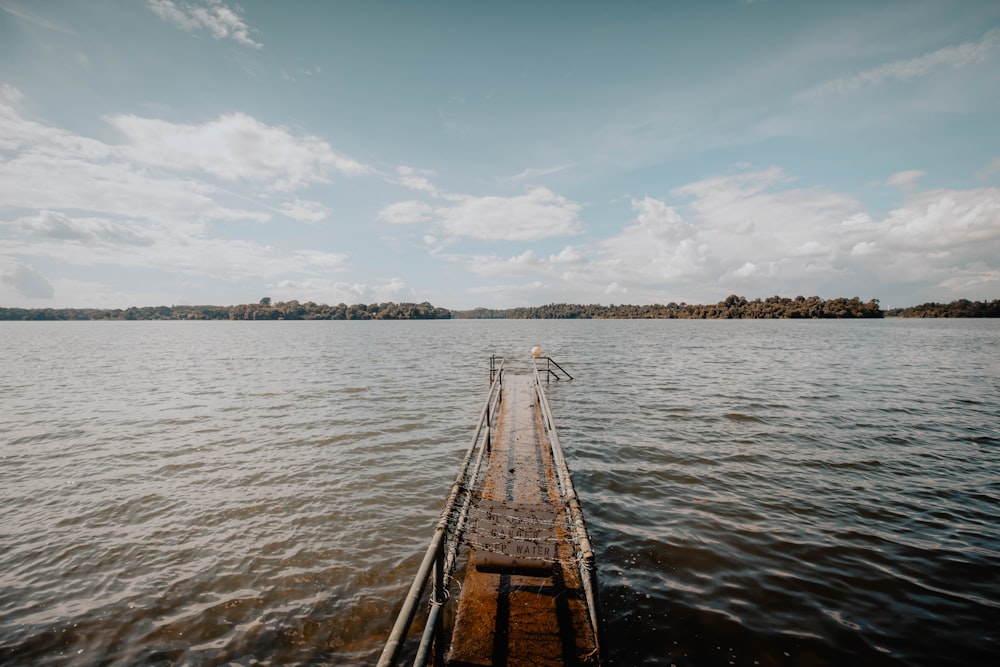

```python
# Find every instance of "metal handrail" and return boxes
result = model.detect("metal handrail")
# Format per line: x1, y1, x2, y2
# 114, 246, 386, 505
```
539, 356, 573, 381
531, 358, 601, 654
377, 357, 504, 667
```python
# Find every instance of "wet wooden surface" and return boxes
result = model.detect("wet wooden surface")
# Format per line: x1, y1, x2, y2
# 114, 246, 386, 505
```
446, 375, 598, 666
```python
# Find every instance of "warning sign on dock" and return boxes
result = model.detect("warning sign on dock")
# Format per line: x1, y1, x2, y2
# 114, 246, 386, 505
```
473, 501, 559, 576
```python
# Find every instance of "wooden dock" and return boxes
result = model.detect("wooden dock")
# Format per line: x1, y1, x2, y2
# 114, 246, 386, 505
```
446, 374, 598, 665
378, 356, 600, 667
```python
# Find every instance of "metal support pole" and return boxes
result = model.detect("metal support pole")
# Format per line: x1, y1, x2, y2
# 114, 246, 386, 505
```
433, 537, 445, 666
413, 532, 447, 666
485, 403, 491, 453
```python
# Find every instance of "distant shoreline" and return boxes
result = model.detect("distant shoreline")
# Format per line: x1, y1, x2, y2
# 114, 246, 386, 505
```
2, 296, 997, 320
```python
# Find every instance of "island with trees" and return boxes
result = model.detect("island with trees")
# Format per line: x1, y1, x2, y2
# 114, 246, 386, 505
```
884, 299, 1000, 318
1, 296, 997, 321
0, 299, 452, 321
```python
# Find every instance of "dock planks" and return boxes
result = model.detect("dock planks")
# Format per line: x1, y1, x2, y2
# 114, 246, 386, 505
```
446, 374, 598, 666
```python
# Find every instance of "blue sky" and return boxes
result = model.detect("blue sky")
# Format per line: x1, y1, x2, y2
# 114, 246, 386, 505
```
1, 0, 998, 309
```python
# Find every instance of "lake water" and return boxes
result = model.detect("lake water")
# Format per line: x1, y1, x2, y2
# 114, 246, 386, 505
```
1, 319, 997, 666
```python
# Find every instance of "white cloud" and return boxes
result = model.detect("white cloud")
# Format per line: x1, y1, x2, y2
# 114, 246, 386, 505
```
108, 112, 369, 190
887, 170, 926, 189
882, 188, 1000, 253
1, 262, 54, 298
327, 282, 369, 303
938, 266, 1000, 293
509, 249, 542, 266
630, 196, 696, 241
464, 281, 548, 306
379, 187, 582, 241
804, 28, 1000, 98
0, 151, 264, 234
441, 197, 706, 297
502, 163, 575, 182
277, 199, 330, 223
378, 200, 434, 224
589, 196, 705, 284
674, 165, 792, 201
0, 156, 251, 234
258, 277, 409, 306
291, 249, 350, 270
843, 212, 874, 227
444, 166, 998, 305
445, 249, 558, 280
436, 187, 582, 241
673, 167, 864, 281
372, 277, 412, 302
394, 166, 439, 195
147, 0, 262, 48
732, 262, 770, 278
0, 95, 111, 156
0, 94, 373, 305
850, 241, 877, 257
3, 231, 349, 286
551, 246, 584, 264
792, 240, 829, 257
15, 210, 153, 246
671, 171, 999, 298
1, 83, 24, 105
288, 278, 414, 305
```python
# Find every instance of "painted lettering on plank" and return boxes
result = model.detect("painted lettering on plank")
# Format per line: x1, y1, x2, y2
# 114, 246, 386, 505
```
475, 501, 558, 562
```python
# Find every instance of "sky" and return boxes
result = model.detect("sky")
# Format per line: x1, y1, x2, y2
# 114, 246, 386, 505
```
1, 0, 998, 310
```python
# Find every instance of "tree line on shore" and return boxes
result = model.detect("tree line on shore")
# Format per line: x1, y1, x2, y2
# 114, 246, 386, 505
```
0, 299, 451, 321
0, 296, 997, 321
883, 299, 1000, 318
452, 295, 884, 319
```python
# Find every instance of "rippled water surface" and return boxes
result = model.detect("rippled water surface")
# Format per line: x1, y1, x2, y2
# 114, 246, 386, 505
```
1, 320, 997, 666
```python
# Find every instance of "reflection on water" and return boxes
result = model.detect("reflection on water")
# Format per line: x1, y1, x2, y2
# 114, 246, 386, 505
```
1, 319, 997, 666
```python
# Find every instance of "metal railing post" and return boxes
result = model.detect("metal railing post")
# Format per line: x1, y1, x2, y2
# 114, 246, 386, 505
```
433, 537, 445, 666
485, 401, 491, 453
